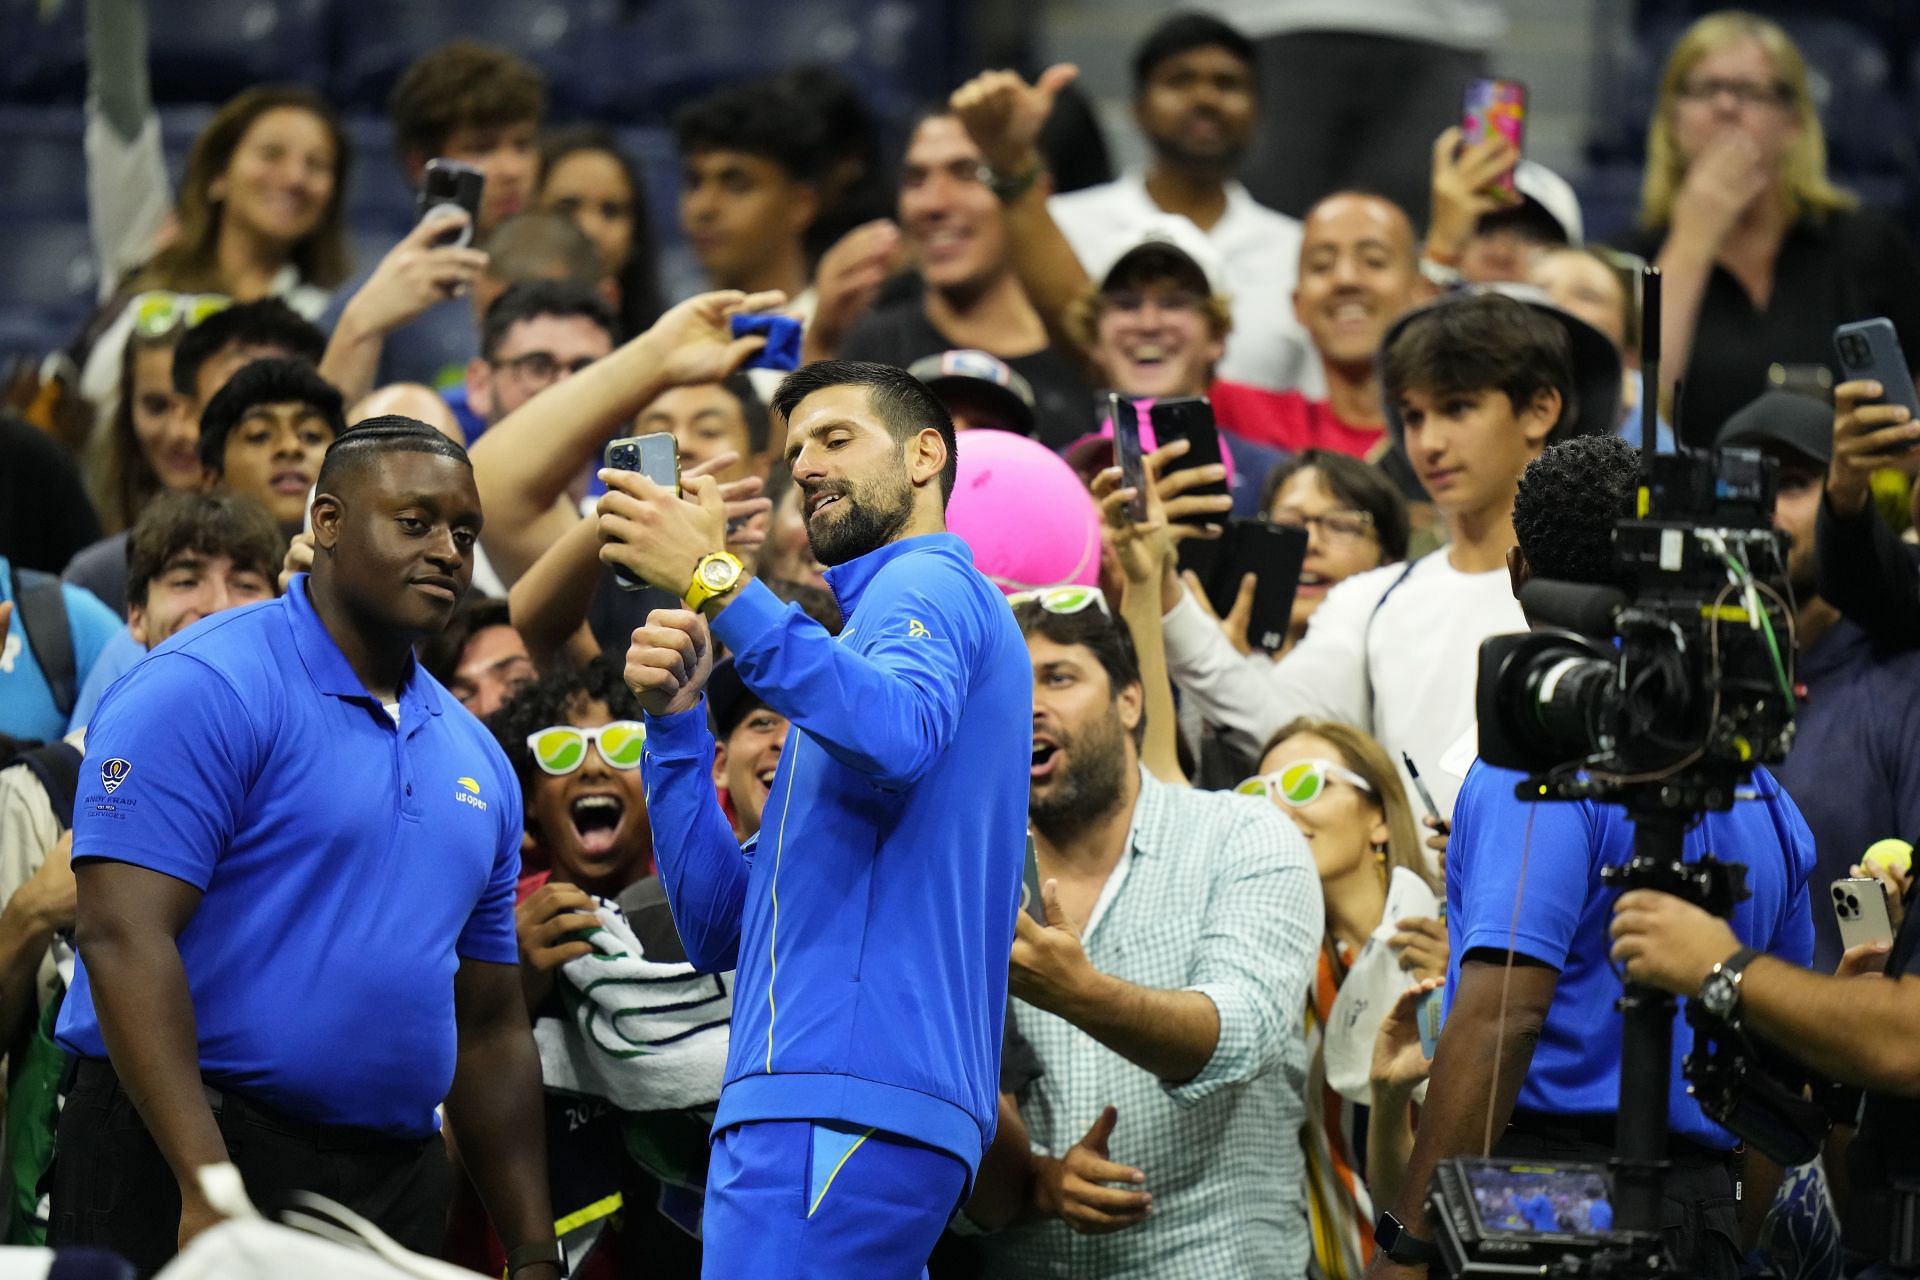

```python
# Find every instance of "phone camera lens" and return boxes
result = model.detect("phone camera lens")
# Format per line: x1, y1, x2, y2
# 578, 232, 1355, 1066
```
1841, 334, 1869, 368
1846, 893, 1860, 912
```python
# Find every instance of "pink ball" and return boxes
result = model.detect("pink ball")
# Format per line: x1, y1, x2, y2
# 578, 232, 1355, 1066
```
946, 429, 1102, 593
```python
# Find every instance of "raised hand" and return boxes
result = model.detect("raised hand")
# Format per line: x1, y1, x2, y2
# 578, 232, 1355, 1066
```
949, 64, 1079, 178
1425, 125, 1520, 264
1828, 378, 1920, 517
1669, 132, 1770, 253
804, 219, 902, 362
340, 214, 489, 336
642, 290, 790, 389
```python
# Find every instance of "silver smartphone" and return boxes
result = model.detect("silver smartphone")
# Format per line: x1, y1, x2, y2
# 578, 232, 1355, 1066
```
1832, 876, 1895, 952
602, 432, 679, 592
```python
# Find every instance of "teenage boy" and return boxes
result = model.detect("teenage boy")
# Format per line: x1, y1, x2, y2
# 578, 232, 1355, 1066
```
1157, 291, 1619, 817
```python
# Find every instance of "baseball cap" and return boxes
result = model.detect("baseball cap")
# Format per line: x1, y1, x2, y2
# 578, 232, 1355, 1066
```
1509, 161, 1584, 247
1715, 390, 1833, 467
1095, 215, 1227, 298
908, 350, 1038, 436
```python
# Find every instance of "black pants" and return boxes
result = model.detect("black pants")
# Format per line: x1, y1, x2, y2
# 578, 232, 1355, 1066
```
1239, 30, 1487, 223
1498, 1112, 1744, 1280
50, 1057, 452, 1278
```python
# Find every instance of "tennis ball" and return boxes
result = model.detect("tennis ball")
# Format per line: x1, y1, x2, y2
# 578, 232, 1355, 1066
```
1863, 838, 1914, 877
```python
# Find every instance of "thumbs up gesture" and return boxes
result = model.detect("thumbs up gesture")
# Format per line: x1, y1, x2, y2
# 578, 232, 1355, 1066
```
949, 63, 1080, 179
1036, 1105, 1152, 1235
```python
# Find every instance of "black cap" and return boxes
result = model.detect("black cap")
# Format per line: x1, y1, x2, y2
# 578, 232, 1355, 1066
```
1715, 390, 1833, 467
706, 658, 766, 740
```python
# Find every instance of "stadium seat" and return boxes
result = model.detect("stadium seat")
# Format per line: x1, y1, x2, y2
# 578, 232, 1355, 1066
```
147, 0, 331, 102
0, 105, 90, 217
326, 0, 587, 116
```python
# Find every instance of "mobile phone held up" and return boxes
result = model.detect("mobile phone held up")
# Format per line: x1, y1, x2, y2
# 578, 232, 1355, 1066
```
1833, 318, 1920, 451
1190, 519, 1307, 653
603, 433, 680, 592
1832, 876, 1895, 952
1150, 397, 1229, 527
1462, 78, 1527, 197
417, 158, 484, 248
1110, 394, 1150, 523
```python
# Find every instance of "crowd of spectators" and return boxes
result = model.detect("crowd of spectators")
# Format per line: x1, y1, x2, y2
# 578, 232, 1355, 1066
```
4, 4, 1920, 1278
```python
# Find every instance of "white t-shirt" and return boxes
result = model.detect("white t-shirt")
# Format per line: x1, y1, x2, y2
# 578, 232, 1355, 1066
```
1048, 173, 1322, 396
1162, 549, 1525, 818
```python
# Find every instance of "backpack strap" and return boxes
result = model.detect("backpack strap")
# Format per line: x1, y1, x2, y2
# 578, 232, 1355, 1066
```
14, 742, 83, 830
8, 565, 77, 720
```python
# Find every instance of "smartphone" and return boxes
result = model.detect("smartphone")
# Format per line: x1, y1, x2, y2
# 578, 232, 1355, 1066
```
1462, 77, 1527, 196
1021, 830, 1046, 924
1416, 984, 1446, 1059
1149, 396, 1230, 528
1212, 519, 1306, 652
1832, 876, 1895, 952
1110, 394, 1149, 523
602, 433, 680, 592
1833, 318, 1920, 450
417, 158, 484, 248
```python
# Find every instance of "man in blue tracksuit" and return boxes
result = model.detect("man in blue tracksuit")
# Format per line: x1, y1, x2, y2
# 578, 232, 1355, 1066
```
595, 359, 1031, 1278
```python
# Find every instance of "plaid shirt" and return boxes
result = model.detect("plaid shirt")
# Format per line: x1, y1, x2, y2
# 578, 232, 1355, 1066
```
986, 771, 1324, 1278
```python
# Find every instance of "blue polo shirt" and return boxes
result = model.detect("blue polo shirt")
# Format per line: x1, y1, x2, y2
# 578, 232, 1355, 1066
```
1445, 759, 1816, 1148
56, 576, 522, 1139
0, 555, 122, 742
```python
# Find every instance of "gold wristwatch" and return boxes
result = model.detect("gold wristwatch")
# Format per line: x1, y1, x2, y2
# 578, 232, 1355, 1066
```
684, 550, 746, 612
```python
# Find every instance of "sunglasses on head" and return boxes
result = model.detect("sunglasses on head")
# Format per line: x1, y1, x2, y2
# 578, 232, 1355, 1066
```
1007, 585, 1111, 617
130, 291, 233, 340
1236, 758, 1374, 808
525, 721, 647, 775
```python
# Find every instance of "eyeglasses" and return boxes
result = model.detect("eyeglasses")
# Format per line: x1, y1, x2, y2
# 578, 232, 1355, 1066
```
1236, 758, 1374, 808
1270, 509, 1377, 544
1007, 585, 1111, 617
1676, 77, 1791, 108
494, 351, 600, 386
525, 721, 647, 775
130, 291, 232, 340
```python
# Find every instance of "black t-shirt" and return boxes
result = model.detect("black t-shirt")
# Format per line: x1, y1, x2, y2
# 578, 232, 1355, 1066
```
1622, 208, 1920, 447
839, 300, 1096, 450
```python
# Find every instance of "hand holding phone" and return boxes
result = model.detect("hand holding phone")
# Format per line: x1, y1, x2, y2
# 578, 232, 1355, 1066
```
417, 159, 484, 248
603, 433, 681, 592
1833, 876, 1895, 952
1833, 319, 1920, 453
1149, 398, 1229, 527
1461, 78, 1526, 198
1110, 395, 1149, 524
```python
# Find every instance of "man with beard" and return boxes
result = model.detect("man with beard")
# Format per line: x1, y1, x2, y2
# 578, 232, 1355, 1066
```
594, 360, 1030, 1279
958, 14, 1316, 394
983, 592, 1318, 1278
52, 419, 560, 1277
1715, 391, 1920, 972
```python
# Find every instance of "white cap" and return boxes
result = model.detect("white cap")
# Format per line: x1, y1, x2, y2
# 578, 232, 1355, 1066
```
1513, 160, 1584, 247
1094, 214, 1229, 298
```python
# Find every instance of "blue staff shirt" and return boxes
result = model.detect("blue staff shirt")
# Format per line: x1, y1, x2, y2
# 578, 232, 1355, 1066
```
56, 577, 522, 1138
1445, 760, 1816, 1148
0, 555, 122, 742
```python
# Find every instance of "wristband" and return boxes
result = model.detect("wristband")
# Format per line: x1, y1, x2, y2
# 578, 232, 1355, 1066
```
987, 162, 1045, 203
507, 1240, 567, 1277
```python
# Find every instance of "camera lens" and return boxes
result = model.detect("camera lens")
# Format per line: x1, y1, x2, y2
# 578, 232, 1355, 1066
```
1846, 893, 1860, 912
1841, 334, 1870, 368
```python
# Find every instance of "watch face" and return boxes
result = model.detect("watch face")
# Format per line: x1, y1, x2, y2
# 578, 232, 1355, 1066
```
1699, 972, 1735, 1020
700, 558, 736, 589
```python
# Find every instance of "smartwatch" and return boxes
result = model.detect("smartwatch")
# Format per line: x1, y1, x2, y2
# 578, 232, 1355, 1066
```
1375, 1210, 1442, 1265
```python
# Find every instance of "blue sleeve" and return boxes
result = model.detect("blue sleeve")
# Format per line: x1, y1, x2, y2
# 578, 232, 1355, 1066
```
70, 652, 262, 889
456, 753, 524, 964
66, 627, 143, 733
710, 568, 987, 790
63, 583, 123, 688
1761, 772, 1817, 970
1449, 761, 1594, 970
641, 702, 751, 973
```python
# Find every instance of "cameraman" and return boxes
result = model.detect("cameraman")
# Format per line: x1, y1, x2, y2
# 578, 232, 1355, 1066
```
1365, 435, 1818, 1280
1614, 835, 1920, 1273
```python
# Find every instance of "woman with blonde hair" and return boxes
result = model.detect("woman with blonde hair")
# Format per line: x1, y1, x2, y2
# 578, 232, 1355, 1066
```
1626, 10, 1920, 446
1241, 718, 1444, 1278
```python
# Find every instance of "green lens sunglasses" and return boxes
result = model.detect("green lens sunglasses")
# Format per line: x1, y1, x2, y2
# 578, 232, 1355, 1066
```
525, 721, 647, 775
1236, 758, 1374, 808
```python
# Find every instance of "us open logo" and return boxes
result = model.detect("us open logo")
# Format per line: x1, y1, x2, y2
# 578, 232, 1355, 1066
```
100, 758, 131, 794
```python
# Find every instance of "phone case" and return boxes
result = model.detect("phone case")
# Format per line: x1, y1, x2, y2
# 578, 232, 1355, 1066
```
1219, 519, 1307, 652
603, 433, 680, 592
1462, 78, 1527, 195
1832, 876, 1894, 952
1149, 396, 1229, 526
1833, 318, 1920, 430
1417, 984, 1445, 1059
1110, 394, 1149, 524
416, 159, 483, 248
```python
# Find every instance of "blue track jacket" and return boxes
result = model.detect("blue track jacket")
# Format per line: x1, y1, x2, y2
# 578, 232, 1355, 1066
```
640, 533, 1031, 1177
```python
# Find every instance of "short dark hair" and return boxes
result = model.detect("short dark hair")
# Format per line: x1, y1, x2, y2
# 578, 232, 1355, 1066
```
316, 414, 472, 496
1014, 598, 1146, 745
1258, 450, 1412, 563
673, 81, 828, 185
483, 211, 605, 293
418, 595, 512, 688
1382, 292, 1573, 426
388, 41, 546, 163
198, 358, 346, 471
770, 360, 958, 503
125, 490, 286, 613
489, 657, 644, 801
480, 279, 617, 362
172, 299, 325, 398
1512, 435, 1639, 589
1132, 12, 1257, 96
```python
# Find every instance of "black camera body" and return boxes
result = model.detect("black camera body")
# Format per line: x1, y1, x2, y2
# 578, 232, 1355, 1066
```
1477, 447, 1795, 811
